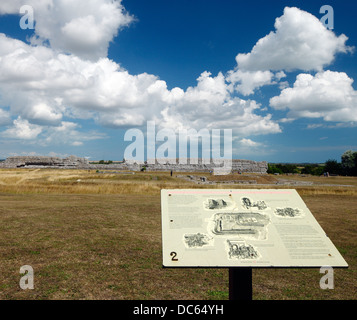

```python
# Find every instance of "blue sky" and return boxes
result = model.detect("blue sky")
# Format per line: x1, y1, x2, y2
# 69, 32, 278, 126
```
0, 0, 356, 163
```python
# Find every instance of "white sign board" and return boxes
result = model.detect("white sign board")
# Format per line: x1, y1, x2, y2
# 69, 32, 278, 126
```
161, 189, 348, 268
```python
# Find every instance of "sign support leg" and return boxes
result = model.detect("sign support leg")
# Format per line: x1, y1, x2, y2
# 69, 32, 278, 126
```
229, 267, 252, 300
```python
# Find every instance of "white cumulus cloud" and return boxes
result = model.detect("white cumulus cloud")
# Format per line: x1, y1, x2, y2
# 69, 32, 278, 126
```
3, 3, 354, 148
270, 71, 357, 122
225, 7, 352, 96
0, 0, 133, 61
239, 138, 262, 147
0, 33, 281, 139
236, 7, 352, 72
2, 117, 43, 140
227, 70, 274, 96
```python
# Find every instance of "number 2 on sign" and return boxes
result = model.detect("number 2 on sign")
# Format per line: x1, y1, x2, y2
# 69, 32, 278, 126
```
170, 252, 178, 261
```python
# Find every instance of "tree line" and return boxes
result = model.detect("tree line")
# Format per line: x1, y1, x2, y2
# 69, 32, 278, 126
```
268, 150, 357, 176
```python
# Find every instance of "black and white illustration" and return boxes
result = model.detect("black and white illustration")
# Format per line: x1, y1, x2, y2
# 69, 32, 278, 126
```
204, 198, 235, 210
210, 212, 270, 240
183, 233, 213, 248
162, 189, 348, 267
241, 197, 268, 210
226, 240, 260, 260
274, 207, 304, 218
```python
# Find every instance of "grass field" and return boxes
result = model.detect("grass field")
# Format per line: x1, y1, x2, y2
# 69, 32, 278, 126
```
0, 169, 356, 300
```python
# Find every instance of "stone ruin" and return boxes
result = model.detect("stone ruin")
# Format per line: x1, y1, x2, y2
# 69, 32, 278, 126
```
0, 156, 268, 173
0, 155, 89, 169
136, 159, 268, 174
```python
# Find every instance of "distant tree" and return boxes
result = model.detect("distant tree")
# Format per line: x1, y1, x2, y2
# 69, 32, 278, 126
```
276, 164, 298, 174
324, 159, 341, 175
98, 160, 112, 165
341, 150, 355, 168
341, 150, 357, 175
268, 163, 302, 174
312, 166, 325, 176
301, 165, 313, 175
267, 164, 283, 174
300, 164, 324, 176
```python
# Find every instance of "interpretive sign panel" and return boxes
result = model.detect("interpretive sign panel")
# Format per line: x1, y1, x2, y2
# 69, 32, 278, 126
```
161, 189, 348, 268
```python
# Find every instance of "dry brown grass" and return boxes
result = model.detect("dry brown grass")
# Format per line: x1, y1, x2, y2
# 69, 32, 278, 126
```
207, 173, 278, 184
0, 169, 182, 195
0, 169, 356, 196
0, 169, 356, 300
